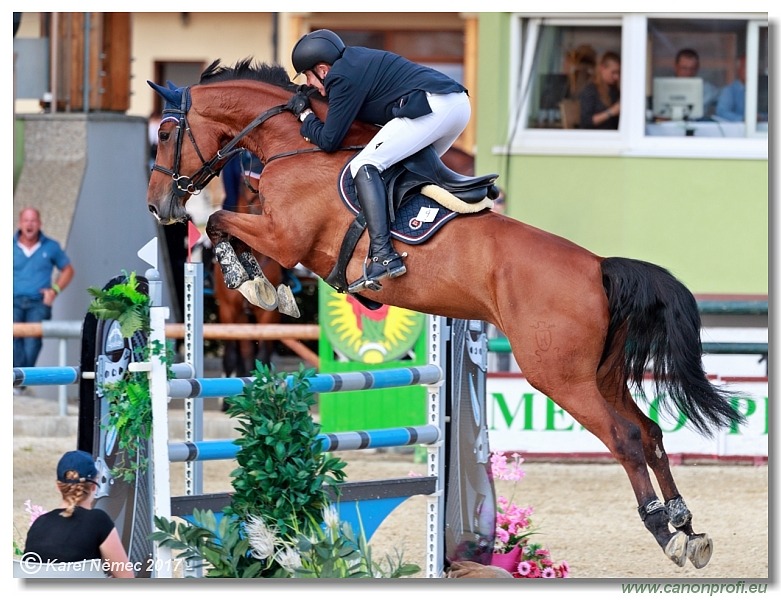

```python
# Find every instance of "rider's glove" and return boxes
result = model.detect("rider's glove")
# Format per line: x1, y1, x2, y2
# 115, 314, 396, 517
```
285, 91, 311, 118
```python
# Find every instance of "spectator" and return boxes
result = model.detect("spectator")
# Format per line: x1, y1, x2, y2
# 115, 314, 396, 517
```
715, 55, 747, 122
564, 44, 597, 100
579, 51, 621, 130
23, 450, 135, 578
674, 48, 719, 118
13, 207, 74, 374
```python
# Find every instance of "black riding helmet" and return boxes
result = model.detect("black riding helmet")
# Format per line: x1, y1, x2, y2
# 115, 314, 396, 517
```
292, 29, 346, 76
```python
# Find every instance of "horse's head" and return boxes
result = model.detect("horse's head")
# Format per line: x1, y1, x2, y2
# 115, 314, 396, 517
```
146, 60, 299, 224
146, 81, 198, 223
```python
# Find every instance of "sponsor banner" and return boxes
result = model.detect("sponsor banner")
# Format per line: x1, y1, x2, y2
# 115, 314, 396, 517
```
487, 375, 768, 458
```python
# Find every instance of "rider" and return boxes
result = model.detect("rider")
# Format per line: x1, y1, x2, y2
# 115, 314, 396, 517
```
288, 29, 470, 293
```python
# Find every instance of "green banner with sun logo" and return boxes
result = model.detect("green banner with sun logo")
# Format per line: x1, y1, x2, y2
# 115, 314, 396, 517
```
318, 283, 428, 432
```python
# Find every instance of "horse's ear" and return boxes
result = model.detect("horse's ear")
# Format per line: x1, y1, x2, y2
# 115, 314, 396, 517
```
148, 80, 182, 108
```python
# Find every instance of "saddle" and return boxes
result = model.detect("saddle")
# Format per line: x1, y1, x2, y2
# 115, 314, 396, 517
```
382, 146, 500, 218
326, 146, 499, 309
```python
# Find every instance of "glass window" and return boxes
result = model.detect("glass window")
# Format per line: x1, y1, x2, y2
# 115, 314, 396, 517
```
525, 23, 622, 130
645, 18, 768, 139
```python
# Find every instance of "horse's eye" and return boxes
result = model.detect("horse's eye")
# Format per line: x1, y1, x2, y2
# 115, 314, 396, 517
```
160, 131, 171, 142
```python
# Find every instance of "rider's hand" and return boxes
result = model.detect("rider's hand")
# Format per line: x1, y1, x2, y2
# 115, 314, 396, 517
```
285, 92, 311, 117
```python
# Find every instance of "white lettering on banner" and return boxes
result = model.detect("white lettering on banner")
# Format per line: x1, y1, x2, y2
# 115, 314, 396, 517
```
487, 375, 768, 457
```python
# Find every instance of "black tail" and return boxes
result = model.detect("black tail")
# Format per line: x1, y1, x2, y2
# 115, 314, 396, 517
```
600, 257, 747, 437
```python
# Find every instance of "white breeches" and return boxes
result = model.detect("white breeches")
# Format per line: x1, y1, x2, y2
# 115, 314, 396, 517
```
349, 91, 471, 177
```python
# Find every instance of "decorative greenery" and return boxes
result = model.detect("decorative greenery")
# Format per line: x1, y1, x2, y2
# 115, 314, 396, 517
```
87, 271, 173, 482
87, 271, 150, 338
152, 363, 421, 578
223, 364, 346, 536
292, 506, 420, 578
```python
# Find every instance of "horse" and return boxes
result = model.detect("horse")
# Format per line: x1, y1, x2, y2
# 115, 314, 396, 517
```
146, 59, 745, 570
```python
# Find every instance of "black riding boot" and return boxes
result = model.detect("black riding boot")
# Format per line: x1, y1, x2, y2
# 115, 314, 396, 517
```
348, 165, 406, 293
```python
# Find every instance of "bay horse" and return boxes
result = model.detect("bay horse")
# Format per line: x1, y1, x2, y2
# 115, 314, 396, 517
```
146, 60, 744, 570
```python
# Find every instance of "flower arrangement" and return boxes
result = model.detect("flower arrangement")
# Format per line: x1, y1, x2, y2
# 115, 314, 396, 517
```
490, 452, 569, 578
14, 500, 45, 556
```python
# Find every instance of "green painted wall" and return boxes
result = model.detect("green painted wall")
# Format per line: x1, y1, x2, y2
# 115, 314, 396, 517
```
474, 13, 768, 296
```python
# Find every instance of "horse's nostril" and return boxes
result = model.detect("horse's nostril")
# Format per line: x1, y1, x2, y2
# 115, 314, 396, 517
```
148, 205, 158, 215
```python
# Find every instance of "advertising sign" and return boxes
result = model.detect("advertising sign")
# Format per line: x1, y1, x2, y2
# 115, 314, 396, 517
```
487, 375, 768, 460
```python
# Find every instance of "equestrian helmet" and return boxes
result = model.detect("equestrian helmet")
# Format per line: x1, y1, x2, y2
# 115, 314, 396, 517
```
292, 29, 345, 75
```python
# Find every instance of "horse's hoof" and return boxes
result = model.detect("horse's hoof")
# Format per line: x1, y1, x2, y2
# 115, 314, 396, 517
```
686, 533, 713, 569
277, 284, 300, 318
664, 531, 688, 567
239, 277, 277, 310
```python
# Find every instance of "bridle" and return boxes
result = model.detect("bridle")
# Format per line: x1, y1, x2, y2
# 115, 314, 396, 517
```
151, 85, 363, 198
151, 86, 286, 198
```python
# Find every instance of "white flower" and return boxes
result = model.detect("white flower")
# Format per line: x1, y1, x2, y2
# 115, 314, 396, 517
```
322, 504, 341, 532
245, 514, 278, 560
276, 546, 302, 572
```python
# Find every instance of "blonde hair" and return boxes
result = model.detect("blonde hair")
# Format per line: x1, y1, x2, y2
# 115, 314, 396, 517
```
595, 51, 621, 107
56, 470, 92, 517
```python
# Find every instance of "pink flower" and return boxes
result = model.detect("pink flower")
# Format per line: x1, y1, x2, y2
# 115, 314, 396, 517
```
542, 567, 556, 578
491, 452, 526, 482
517, 561, 532, 576
495, 528, 510, 545
24, 499, 45, 525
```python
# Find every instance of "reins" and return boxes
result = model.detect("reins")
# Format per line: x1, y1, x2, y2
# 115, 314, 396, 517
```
152, 85, 363, 198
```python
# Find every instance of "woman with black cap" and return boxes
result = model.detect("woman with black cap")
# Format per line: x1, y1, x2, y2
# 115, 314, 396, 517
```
287, 29, 471, 294
23, 450, 135, 577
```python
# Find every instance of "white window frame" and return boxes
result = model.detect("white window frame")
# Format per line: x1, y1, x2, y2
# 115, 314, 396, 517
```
500, 13, 768, 161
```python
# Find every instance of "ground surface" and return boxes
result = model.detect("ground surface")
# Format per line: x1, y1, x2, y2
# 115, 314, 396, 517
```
13, 393, 770, 582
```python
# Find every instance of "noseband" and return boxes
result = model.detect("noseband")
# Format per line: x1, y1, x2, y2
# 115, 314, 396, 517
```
151, 86, 288, 198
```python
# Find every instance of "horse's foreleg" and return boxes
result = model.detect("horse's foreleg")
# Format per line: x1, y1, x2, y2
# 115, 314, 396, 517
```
236, 250, 278, 311
213, 240, 249, 289
207, 214, 278, 310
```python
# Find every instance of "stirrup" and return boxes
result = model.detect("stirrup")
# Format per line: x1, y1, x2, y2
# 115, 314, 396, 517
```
347, 252, 407, 294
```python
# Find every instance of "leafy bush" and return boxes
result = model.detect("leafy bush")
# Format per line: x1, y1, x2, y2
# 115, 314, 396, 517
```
152, 363, 420, 578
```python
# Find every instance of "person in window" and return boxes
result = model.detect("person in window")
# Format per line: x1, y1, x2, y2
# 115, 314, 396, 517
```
287, 29, 470, 294
715, 55, 746, 122
564, 44, 597, 100
674, 48, 719, 118
579, 51, 621, 129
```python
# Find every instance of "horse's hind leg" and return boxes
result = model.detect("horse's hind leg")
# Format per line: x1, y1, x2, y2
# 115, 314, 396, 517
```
546, 381, 688, 567
607, 387, 713, 568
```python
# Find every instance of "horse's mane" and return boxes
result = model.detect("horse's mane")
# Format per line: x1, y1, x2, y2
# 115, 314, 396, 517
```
199, 58, 297, 92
